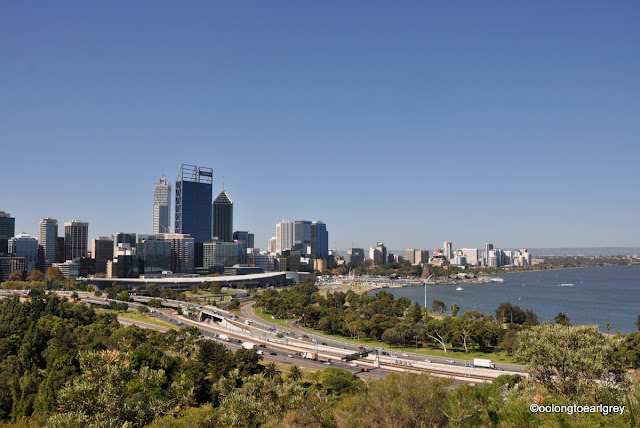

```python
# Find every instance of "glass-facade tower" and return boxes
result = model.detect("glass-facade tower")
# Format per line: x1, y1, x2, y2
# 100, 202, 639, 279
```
153, 176, 171, 234
212, 189, 233, 242
175, 164, 213, 243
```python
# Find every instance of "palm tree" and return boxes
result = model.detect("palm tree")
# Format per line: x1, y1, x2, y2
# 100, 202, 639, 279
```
264, 362, 281, 379
288, 365, 303, 382
606, 323, 611, 334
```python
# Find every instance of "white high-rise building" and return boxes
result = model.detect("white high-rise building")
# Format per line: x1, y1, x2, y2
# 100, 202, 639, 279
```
443, 241, 453, 260
64, 220, 88, 261
8, 233, 39, 272
38, 218, 58, 270
153, 175, 171, 234
460, 248, 479, 266
275, 220, 293, 254
268, 236, 277, 254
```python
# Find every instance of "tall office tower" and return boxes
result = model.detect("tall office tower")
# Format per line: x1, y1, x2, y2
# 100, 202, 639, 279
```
175, 164, 213, 243
64, 220, 88, 260
376, 242, 387, 265
0, 211, 15, 255
369, 247, 382, 264
92, 237, 114, 274
113, 233, 137, 253
212, 189, 233, 242
268, 236, 277, 254
55, 237, 65, 263
443, 241, 453, 260
275, 220, 293, 254
294, 221, 312, 254
461, 248, 479, 266
153, 175, 171, 234
405, 249, 416, 264
233, 231, 253, 264
38, 218, 58, 270
484, 243, 493, 265
202, 241, 241, 273
8, 233, 39, 272
137, 235, 172, 274
163, 233, 195, 274
346, 248, 365, 264
310, 221, 328, 260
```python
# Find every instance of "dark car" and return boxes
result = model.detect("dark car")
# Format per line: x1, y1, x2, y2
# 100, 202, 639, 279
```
269, 352, 277, 356
259, 344, 267, 348
321, 342, 328, 346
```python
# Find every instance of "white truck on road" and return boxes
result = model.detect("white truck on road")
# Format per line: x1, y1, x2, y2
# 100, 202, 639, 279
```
242, 342, 257, 350
473, 358, 496, 369
218, 334, 230, 342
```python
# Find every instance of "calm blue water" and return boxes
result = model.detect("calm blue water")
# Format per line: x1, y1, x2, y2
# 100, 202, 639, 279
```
368, 265, 640, 334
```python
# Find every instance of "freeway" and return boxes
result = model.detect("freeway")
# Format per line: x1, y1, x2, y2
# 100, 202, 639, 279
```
241, 301, 526, 375
1, 289, 519, 382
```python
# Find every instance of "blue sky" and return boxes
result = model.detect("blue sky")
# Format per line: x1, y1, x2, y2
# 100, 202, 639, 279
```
2, 2, 639, 252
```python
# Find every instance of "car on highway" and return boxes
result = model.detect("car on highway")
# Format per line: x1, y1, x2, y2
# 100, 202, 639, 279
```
401, 353, 409, 357
349, 362, 358, 367
446, 359, 455, 364
358, 346, 365, 350
324, 361, 331, 365
287, 354, 294, 358
339, 346, 346, 349
424, 359, 432, 363
256, 350, 264, 355
321, 342, 328, 346
269, 352, 277, 356
360, 368, 369, 372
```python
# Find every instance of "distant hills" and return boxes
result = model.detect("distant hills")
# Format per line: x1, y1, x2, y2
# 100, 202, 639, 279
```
526, 248, 640, 257
377, 248, 640, 257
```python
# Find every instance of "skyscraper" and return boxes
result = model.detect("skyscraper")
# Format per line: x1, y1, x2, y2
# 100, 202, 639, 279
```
0, 211, 15, 255
8, 233, 39, 272
153, 175, 171, 234
38, 218, 58, 270
310, 221, 328, 260
175, 164, 213, 243
92, 236, 114, 274
443, 241, 453, 260
294, 220, 312, 254
212, 189, 233, 242
64, 220, 88, 260
275, 220, 293, 254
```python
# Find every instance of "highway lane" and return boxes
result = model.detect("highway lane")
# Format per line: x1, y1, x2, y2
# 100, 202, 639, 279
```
2, 290, 516, 381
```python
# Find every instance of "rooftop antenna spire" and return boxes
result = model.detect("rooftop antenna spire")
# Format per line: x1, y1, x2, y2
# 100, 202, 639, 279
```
222, 177, 225, 190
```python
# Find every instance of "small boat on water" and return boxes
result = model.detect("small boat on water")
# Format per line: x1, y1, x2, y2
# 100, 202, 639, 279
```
559, 283, 574, 287
456, 286, 463, 291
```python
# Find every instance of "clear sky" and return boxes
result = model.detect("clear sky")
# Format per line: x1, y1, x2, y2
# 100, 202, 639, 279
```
2, 2, 639, 252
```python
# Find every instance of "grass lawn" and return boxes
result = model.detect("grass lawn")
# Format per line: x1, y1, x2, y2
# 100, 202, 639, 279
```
99, 309, 176, 330
254, 306, 297, 328
299, 325, 521, 365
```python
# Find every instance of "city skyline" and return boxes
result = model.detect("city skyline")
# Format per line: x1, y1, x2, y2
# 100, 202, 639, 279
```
2, 2, 638, 251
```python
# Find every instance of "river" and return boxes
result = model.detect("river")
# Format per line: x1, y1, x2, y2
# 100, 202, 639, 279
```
367, 265, 640, 334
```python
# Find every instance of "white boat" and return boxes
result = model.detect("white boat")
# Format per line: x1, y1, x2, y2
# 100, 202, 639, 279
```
559, 283, 574, 287
491, 278, 505, 282
456, 286, 463, 291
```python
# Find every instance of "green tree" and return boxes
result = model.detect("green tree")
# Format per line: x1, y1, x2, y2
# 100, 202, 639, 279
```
554, 312, 570, 326
288, 365, 303, 382
264, 362, 281, 380
431, 299, 446, 315
333, 373, 450, 427
406, 302, 422, 325
147, 283, 160, 297
450, 303, 460, 317
516, 324, 628, 399
45, 267, 64, 287
137, 305, 150, 314
8, 270, 23, 282
26, 270, 44, 282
